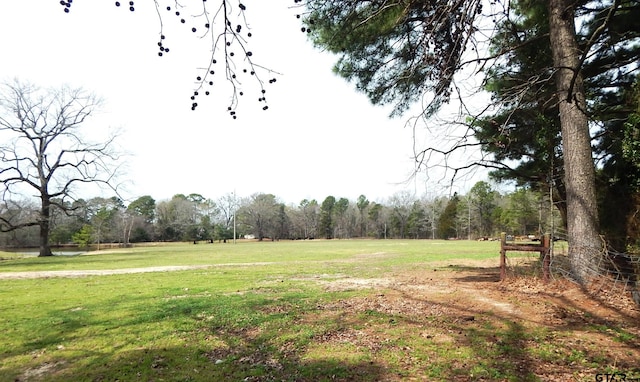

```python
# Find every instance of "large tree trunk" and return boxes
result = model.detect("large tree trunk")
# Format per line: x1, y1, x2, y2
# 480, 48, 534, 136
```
38, 197, 53, 257
548, 0, 602, 283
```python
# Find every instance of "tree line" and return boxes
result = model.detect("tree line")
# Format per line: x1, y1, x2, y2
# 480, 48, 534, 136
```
0, 181, 566, 248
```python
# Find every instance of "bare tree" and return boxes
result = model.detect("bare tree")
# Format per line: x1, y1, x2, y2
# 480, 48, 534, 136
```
239, 193, 280, 241
388, 191, 415, 239
0, 80, 122, 257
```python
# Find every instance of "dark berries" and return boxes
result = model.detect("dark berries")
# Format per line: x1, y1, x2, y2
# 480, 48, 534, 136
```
157, 38, 169, 56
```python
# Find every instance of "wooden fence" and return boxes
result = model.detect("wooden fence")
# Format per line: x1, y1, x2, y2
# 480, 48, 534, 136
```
500, 232, 551, 282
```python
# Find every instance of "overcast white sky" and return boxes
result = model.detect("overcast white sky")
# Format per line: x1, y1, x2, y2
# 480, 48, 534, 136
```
0, 1, 488, 205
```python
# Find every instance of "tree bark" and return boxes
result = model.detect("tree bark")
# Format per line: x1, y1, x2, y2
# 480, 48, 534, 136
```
39, 197, 53, 257
548, 0, 602, 282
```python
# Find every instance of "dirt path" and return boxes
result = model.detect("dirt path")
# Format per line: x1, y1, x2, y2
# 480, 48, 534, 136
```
0, 262, 284, 280
0, 265, 213, 279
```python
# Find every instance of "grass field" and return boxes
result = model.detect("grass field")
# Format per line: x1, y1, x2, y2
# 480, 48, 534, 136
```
0, 239, 638, 381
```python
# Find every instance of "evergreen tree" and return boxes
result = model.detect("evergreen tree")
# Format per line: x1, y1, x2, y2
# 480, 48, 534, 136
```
319, 196, 336, 239
437, 194, 460, 239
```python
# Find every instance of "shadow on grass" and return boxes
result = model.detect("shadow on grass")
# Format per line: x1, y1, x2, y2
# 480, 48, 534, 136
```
444, 261, 544, 283
4, 289, 385, 382
5, 344, 385, 382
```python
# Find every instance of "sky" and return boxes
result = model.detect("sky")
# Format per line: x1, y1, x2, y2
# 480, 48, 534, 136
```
0, 1, 489, 205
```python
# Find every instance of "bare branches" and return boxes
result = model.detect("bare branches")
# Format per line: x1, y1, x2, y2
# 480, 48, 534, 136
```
0, 80, 123, 251
65, 0, 281, 118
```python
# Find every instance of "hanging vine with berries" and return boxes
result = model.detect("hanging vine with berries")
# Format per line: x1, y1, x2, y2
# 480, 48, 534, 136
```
59, 0, 279, 119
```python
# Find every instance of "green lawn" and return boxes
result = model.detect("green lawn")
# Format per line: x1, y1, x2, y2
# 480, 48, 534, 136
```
0, 240, 636, 381
0, 239, 498, 272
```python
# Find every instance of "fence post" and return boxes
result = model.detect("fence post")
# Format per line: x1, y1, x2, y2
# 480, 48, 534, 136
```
500, 232, 507, 281
542, 233, 551, 283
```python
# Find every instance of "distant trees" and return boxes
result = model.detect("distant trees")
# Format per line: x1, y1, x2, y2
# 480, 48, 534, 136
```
0, 180, 573, 248
319, 196, 336, 239
407, 200, 428, 239
356, 195, 370, 237
87, 197, 124, 250
388, 191, 414, 239
468, 182, 499, 238
155, 194, 216, 242
437, 194, 460, 240
0, 80, 122, 256
500, 189, 540, 237
214, 192, 239, 242
127, 195, 156, 243
238, 193, 282, 241
292, 199, 319, 239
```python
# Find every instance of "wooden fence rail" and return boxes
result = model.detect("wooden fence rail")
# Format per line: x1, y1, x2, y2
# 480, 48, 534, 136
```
500, 232, 551, 282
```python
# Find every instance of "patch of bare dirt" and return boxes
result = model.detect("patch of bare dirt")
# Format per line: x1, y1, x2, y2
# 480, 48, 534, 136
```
310, 260, 640, 381
18, 361, 65, 381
